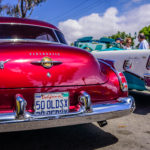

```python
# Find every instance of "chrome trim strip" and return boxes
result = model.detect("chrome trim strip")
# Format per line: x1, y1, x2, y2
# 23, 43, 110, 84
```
0, 96, 135, 132
52, 29, 61, 43
31, 61, 62, 65
97, 59, 117, 76
0, 39, 62, 44
144, 73, 150, 78
0, 59, 11, 69
0, 112, 17, 121
97, 59, 124, 90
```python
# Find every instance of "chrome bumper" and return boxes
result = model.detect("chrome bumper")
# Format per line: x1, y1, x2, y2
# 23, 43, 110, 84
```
0, 95, 135, 132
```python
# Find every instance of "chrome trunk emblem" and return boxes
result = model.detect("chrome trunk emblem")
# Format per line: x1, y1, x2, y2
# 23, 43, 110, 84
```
31, 57, 62, 69
0, 59, 10, 69
41, 57, 53, 68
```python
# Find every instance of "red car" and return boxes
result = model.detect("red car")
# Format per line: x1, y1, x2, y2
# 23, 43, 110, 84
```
0, 17, 135, 132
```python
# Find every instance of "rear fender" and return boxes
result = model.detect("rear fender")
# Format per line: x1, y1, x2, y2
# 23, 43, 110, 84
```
98, 59, 128, 98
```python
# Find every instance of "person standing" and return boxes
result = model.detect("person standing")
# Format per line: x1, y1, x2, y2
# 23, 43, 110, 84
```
124, 38, 132, 50
138, 33, 149, 49
115, 38, 124, 48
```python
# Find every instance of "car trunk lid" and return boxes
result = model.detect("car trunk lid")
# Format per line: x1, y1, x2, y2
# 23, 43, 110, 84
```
0, 42, 108, 89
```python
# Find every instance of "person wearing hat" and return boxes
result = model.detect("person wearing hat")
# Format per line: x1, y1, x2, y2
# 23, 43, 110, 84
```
115, 38, 124, 48
138, 33, 149, 49
115, 38, 123, 43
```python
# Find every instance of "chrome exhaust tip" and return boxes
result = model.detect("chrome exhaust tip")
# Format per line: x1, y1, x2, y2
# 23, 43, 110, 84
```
97, 120, 108, 127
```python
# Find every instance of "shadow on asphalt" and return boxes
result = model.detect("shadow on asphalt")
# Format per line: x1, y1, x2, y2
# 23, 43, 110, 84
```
0, 123, 118, 150
129, 90, 150, 115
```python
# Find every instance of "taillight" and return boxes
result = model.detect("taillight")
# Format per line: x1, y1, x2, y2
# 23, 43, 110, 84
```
118, 72, 128, 92
123, 60, 132, 71
146, 56, 150, 70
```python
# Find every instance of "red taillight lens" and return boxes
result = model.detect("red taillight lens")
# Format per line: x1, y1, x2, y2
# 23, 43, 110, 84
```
123, 60, 132, 70
118, 72, 128, 92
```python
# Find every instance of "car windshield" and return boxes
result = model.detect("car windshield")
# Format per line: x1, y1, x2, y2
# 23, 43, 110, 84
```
0, 24, 67, 44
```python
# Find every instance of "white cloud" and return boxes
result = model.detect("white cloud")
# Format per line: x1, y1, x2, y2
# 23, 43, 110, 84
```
58, 4, 150, 44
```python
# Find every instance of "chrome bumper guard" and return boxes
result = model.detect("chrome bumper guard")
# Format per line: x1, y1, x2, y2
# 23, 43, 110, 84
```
0, 93, 135, 132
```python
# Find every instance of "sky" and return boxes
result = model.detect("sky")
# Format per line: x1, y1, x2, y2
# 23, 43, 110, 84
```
2, 0, 150, 43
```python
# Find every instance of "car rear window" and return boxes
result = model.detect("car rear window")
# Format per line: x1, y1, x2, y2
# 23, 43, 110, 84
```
0, 24, 58, 42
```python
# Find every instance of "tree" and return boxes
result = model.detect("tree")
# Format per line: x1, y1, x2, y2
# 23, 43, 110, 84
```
2, 0, 46, 18
107, 31, 135, 46
0, 0, 3, 14
139, 25, 150, 43
0, 0, 9, 15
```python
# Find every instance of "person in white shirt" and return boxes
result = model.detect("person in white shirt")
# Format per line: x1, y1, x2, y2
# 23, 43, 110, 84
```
138, 33, 149, 49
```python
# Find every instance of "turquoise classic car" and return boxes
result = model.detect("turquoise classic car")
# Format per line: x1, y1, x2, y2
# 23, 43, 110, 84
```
74, 36, 124, 52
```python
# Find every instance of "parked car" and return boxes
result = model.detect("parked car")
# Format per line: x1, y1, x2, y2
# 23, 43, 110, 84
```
74, 36, 122, 51
74, 37, 150, 91
92, 50, 150, 91
0, 17, 135, 132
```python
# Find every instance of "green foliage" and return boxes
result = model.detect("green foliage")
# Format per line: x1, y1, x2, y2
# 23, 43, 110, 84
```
107, 31, 135, 46
106, 43, 111, 49
0, 0, 9, 15
139, 25, 150, 43
0, 0, 47, 18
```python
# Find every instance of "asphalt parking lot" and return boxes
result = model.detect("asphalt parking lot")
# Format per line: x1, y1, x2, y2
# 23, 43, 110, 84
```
0, 90, 150, 150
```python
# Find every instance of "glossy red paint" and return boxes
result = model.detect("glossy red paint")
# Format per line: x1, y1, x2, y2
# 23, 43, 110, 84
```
0, 43, 108, 88
0, 17, 128, 113
0, 53, 126, 113
0, 17, 59, 30
0, 82, 122, 113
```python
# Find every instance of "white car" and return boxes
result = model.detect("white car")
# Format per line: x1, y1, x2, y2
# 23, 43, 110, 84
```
92, 49, 150, 91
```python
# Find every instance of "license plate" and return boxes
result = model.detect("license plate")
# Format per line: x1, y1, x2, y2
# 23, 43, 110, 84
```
34, 92, 69, 115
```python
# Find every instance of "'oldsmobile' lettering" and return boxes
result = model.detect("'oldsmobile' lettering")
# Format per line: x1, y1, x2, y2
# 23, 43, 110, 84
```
29, 52, 60, 56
